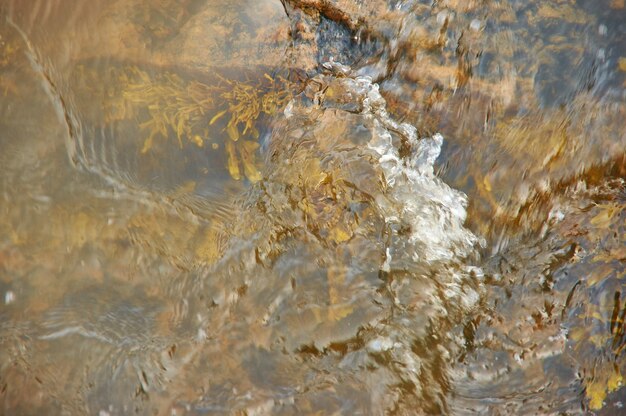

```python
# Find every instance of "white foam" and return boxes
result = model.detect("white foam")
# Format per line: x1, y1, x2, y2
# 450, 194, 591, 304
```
351, 75, 482, 267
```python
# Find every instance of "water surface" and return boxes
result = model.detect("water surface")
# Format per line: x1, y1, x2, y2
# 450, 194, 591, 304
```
0, 0, 625, 414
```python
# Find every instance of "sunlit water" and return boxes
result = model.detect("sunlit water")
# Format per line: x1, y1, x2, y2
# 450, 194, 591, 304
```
0, 0, 625, 414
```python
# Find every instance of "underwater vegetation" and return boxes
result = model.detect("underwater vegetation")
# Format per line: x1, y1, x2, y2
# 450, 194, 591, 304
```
73, 63, 302, 181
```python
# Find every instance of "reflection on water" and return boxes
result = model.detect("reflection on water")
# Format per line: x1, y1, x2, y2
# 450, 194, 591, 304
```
0, 0, 625, 414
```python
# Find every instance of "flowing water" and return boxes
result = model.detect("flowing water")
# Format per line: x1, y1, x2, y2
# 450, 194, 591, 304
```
0, 0, 625, 414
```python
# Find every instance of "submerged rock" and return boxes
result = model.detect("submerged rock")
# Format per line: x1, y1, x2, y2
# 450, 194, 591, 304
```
151, 65, 486, 414
0, 63, 485, 414
3, 0, 624, 413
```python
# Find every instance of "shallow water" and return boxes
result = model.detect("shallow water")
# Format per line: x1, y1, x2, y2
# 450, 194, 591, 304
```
0, 0, 625, 414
